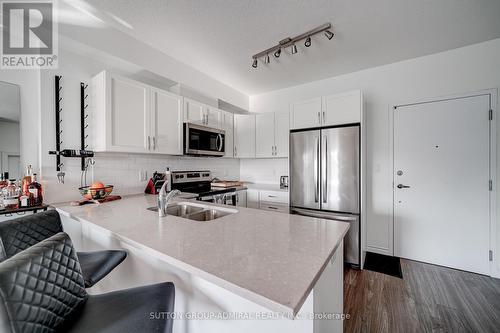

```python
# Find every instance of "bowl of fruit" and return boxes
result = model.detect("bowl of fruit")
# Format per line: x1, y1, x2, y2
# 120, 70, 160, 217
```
79, 182, 114, 200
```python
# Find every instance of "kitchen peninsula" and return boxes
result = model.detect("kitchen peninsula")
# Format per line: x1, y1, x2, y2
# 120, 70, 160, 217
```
54, 194, 349, 333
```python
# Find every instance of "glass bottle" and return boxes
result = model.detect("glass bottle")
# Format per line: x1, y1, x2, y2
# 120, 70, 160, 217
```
22, 164, 33, 196
28, 173, 43, 206
2, 180, 20, 209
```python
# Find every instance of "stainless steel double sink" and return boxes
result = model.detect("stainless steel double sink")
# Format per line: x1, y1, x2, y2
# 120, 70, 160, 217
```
147, 202, 236, 221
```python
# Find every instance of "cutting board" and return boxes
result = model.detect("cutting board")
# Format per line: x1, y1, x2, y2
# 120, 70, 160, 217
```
71, 195, 122, 206
211, 181, 244, 188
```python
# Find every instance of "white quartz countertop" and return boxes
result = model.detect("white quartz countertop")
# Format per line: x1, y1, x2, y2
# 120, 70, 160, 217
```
244, 183, 289, 192
54, 194, 348, 315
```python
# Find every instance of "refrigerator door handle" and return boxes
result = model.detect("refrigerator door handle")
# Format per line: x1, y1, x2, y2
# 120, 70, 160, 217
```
322, 135, 328, 203
314, 137, 319, 202
291, 207, 357, 221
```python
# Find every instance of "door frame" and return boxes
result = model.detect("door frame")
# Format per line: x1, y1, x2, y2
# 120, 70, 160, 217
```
389, 89, 498, 277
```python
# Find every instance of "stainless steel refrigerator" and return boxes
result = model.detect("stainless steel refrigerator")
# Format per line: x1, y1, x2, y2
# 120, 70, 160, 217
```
290, 124, 360, 267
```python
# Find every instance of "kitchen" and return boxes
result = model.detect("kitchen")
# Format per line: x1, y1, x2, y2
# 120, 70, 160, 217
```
1, 1, 500, 332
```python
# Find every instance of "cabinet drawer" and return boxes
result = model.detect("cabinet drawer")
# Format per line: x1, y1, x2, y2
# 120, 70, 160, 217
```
259, 202, 289, 213
259, 190, 288, 204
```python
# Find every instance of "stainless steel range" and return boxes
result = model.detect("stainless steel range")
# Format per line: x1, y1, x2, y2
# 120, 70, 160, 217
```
169, 171, 238, 206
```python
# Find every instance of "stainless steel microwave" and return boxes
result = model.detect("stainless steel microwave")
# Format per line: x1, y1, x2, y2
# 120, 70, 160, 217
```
184, 123, 225, 156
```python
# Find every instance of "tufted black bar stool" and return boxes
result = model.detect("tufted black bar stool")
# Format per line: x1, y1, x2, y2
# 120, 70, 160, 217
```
0, 210, 127, 288
0, 232, 175, 333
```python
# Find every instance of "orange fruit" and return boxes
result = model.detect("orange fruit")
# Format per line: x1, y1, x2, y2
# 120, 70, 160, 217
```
90, 181, 105, 190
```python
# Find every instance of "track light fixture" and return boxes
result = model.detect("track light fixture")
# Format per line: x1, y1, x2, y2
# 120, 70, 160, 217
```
251, 23, 333, 68
324, 30, 334, 40
304, 36, 311, 47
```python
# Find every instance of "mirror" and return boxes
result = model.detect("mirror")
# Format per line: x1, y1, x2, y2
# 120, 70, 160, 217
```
0, 81, 21, 180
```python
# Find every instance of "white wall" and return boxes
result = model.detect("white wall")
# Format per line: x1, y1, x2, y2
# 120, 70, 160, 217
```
249, 38, 500, 277
239, 158, 288, 185
38, 45, 240, 203
0, 121, 20, 154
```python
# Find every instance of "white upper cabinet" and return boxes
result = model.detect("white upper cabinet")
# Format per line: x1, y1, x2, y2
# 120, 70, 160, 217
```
151, 88, 183, 155
92, 71, 150, 153
205, 107, 221, 128
220, 111, 234, 157
255, 113, 275, 158
183, 98, 205, 124
290, 90, 362, 130
234, 114, 255, 158
255, 111, 289, 158
290, 97, 322, 130
91, 71, 183, 155
322, 90, 361, 126
274, 111, 289, 157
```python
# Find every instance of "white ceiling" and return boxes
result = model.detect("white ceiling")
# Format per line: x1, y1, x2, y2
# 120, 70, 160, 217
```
67, 0, 500, 95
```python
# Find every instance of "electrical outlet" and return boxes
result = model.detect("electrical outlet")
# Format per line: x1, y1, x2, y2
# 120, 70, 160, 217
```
139, 170, 148, 182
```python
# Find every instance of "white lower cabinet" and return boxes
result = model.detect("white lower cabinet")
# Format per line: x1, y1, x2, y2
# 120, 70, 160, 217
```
235, 189, 247, 207
234, 114, 256, 158
247, 189, 260, 209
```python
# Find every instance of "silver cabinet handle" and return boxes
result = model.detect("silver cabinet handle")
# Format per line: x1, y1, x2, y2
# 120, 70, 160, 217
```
317, 111, 321, 124
314, 137, 319, 203
268, 206, 278, 210
322, 111, 326, 124
268, 195, 277, 198
147, 136, 151, 150
322, 135, 328, 203
153, 136, 156, 150
234, 146, 237, 157
397, 184, 411, 189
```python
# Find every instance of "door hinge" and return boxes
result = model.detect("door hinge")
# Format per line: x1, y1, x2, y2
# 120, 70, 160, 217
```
490, 250, 493, 262
489, 180, 493, 191
489, 109, 493, 121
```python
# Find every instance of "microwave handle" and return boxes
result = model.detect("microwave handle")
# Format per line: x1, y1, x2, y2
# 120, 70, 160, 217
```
217, 134, 223, 152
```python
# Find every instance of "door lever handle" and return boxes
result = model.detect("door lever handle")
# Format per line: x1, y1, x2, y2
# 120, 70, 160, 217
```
397, 184, 410, 189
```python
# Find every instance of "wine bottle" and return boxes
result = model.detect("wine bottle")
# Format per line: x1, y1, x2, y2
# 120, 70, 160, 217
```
28, 173, 43, 206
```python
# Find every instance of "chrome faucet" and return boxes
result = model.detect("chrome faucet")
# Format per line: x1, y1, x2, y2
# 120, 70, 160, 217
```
158, 181, 181, 217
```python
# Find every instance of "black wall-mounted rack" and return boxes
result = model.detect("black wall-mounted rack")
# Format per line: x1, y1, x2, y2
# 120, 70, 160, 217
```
49, 76, 94, 172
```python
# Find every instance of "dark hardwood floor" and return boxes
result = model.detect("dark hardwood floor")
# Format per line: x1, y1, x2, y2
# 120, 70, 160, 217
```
344, 259, 500, 333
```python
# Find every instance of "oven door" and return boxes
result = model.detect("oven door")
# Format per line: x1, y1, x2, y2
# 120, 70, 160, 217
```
184, 123, 225, 156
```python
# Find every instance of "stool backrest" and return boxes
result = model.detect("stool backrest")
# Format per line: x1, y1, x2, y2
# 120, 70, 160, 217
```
0, 210, 63, 262
0, 232, 88, 333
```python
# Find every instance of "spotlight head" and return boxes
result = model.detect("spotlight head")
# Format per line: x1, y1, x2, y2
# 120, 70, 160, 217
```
252, 58, 258, 68
264, 54, 270, 64
291, 44, 298, 54
324, 30, 334, 40
305, 36, 311, 47
274, 48, 281, 58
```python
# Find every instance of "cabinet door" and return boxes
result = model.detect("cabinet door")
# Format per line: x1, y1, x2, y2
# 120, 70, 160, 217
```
183, 98, 205, 124
247, 189, 259, 209
220, 111, 234, 157
290, 97, 322, 130
322, 90, 361, 126
151, 89, 183, 155
274, 111, 289, 157
236, 190, 247, 207
206, 107, 221, 128
234, 114, 255, 158
109, 76, 150, 152
255, 113, 275, 158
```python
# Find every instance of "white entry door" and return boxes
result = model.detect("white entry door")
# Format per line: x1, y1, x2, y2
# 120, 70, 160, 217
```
394, 94, 491, 275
